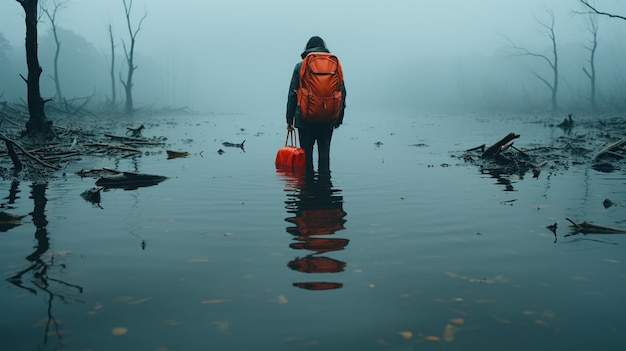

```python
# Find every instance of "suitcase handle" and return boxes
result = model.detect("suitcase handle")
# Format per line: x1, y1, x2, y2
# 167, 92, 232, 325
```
285, 129, 299, 147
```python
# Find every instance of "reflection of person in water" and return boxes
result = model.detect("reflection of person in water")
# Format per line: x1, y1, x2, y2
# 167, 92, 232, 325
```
281, 171, 348, 290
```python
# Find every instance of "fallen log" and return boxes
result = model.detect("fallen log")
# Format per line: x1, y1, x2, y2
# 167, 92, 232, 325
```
95, 170, 167, 189
482, 132, 520, 158
566, 218, 626, 234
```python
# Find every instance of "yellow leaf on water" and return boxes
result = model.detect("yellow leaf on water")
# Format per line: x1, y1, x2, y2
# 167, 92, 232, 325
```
450, 318, 464, 325
398, 331, 412, 339
425, 335, 441, 342
277, 295, 288, 304
112, 327, 128, 336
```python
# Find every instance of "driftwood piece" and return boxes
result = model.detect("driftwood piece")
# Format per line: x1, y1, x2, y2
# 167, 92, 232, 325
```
466, 144, 485, 152
85, 143, 141, 154
222, 140, 246, 150
566, 218, 626, 234
482, 132, 520, 158
3, 139, 23, 171
80, 186, 104, 205
95, 170, 167, 189
126, 124, 145, 137
166, 150, 189, 159
594, 138, 626, 161
104, 133, 164, 146
0, 132, 60, 170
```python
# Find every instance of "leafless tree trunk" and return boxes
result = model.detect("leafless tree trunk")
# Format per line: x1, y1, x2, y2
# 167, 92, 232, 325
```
582, 13, 599, 111
107, 24, 117, 107
16, 0, 55, 139
120, 0, 147, 115
41, 0, 66, 102
506, 8, 559, 113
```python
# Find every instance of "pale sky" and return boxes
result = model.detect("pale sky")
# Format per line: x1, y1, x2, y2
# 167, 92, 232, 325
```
1, 0, 625, 112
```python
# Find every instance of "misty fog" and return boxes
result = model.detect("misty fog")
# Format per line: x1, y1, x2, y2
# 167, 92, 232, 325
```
1, 0, 626, 114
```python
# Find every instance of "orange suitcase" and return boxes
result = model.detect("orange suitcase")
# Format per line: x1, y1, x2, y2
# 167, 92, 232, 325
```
275, 130, 306, 169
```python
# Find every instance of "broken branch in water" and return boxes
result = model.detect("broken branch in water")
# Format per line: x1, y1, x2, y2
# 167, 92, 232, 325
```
0, 132, 61, 170
565, 218, 626, 234
594, 137, 626, 161
482, 132, 520, 158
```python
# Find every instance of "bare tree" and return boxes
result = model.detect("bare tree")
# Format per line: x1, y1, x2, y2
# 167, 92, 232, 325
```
15, 0, 55, 139
41, 0, 66, 102
582, 13, 599, 111
579, 0, 626, 21
107, 24, 117, 107
120, 0, 147, 115
507, 8, 559, 112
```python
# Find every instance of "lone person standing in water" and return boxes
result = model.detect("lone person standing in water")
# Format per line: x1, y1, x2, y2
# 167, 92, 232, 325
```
286, 36, 346, 177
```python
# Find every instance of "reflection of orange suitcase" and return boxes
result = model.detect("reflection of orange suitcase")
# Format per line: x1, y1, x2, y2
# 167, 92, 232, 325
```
275, 130, 306, 169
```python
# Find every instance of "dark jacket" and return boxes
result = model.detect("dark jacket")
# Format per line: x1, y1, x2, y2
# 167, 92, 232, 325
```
286, 46, 347, 129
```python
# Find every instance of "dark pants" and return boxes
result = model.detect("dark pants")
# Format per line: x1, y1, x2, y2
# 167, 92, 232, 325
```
298, 125, 334, 176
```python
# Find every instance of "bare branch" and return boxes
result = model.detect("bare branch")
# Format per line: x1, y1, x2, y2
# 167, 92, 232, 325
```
578, 0, 626, 21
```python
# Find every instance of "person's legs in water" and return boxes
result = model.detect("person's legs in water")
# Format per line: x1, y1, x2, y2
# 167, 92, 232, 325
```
315, 125, 334, 176
298, 128, 315, 176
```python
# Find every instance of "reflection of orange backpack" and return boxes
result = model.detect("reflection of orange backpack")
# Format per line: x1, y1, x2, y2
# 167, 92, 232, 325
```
297, 52, 344, 123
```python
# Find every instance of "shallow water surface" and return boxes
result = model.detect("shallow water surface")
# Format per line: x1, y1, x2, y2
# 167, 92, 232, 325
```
1, 111, 625, 351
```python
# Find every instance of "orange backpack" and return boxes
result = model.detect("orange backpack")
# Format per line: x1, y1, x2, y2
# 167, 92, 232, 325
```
297, 52, 344, 123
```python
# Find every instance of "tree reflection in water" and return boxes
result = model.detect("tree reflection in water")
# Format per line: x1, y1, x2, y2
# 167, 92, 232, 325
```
6, 182, 83, 349
279, 170, 348, 291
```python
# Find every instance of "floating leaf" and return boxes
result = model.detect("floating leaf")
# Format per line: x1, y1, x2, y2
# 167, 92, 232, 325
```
425, 335, 441, 342
112, 327, 128, 336
450, 318, 464, 325
398, 331, 412, 339
277, 295, 288, 304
